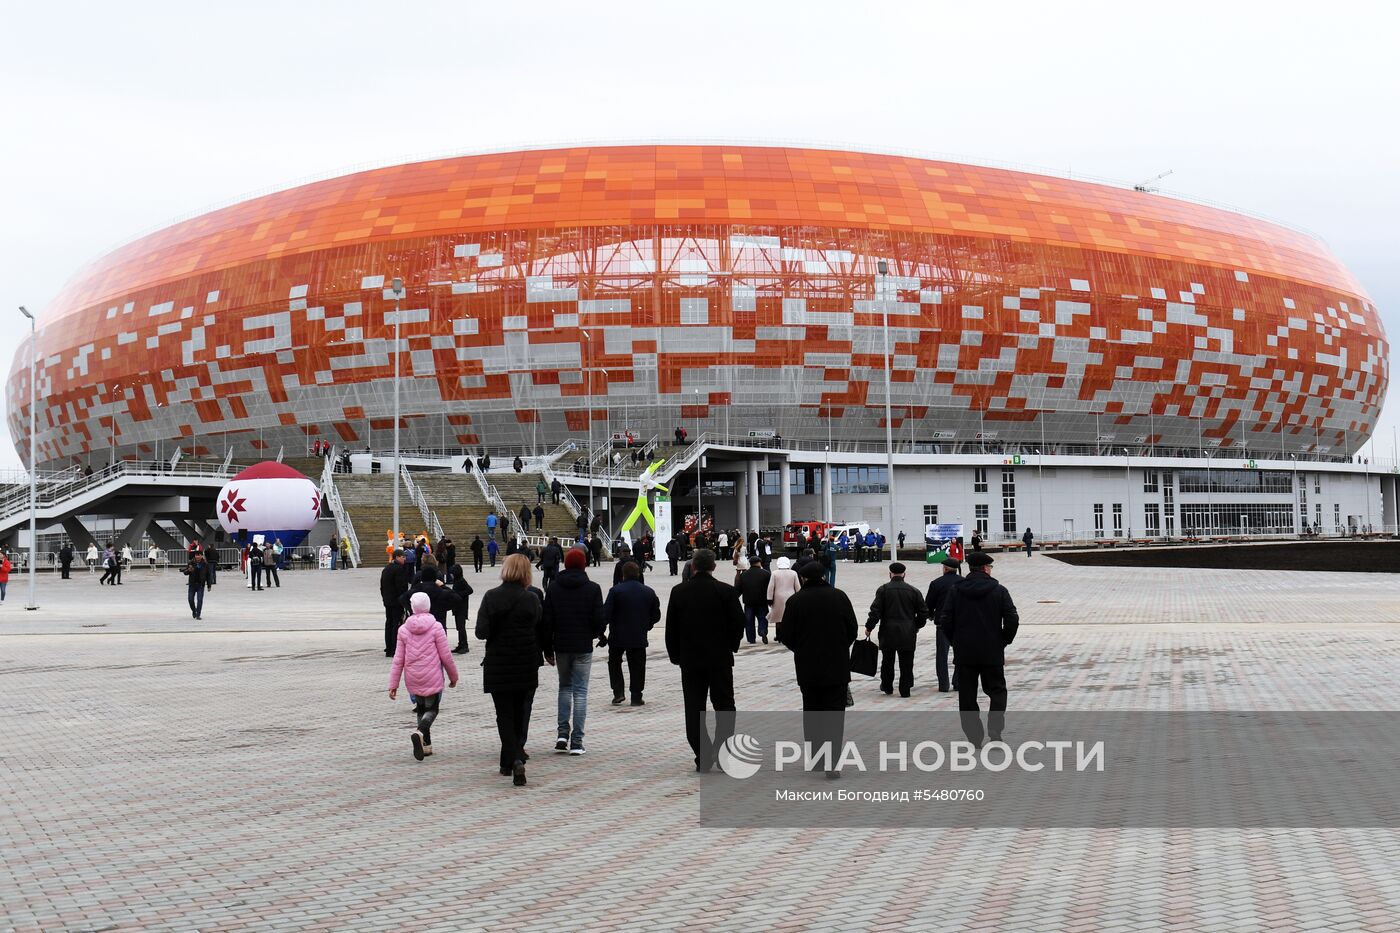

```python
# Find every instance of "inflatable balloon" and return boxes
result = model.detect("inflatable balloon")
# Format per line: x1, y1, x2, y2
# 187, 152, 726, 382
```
216, 461, 320, 548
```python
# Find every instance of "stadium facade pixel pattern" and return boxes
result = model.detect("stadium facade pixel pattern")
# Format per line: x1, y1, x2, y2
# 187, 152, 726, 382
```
5, 145, 1387, 467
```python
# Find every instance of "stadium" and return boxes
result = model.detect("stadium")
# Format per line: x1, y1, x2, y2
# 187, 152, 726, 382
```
3, 144, 1394, 555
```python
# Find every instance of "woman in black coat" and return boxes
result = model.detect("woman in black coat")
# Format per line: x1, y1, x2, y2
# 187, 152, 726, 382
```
442, 561, 475, 654
475, 554, 548, 786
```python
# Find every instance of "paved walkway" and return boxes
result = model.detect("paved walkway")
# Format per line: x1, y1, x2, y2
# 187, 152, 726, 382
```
2, 556, 1398, 931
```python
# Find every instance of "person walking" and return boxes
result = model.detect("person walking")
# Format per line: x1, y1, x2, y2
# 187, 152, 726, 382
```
550, 477, 562, 504
536, 477, 549, 505
272, 538, 286, 572
329, 533, 339, 570
486, 512, 498, 540
58, 543, 73, 580
542, 548, 604, 755
182, 550, 211, 619
866, 562, 929, 697
664, 549, 744, 772
339, 536, 351, 569
937, 552, 1020, 745
738, 555, 772, 645
248, 542, 265, 591
780, 561, 859, 777
471, 535, 485, 573
821, 537, 838, 586
925, 557, 963, 692
379, 549, 413, 657
477, 554, 546, 786
402, 566, 464, 632
603, 561, 660, 705
717, 530, 730, 560
537, 536, 564, 590
1022, 527, 1035, 557
85, 543, 99, 572
442, 559, 475, 654
897, 531, 906, 553
533, 504, 545, 531
513, 455, 524, 473
518, 502, 532, 534
766, 555, 801, 642
388, 592, 460, 762
98, 544, 119, 585
487, 537, 499, 567
0, 551, 10, 602
587, 533, 603, 567
666, 534, 681, 576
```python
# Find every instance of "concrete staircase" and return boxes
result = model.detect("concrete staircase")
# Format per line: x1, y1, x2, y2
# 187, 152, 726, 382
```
332, 474, 402, 563
413, 474, 503, 544
489, 471, 583, 542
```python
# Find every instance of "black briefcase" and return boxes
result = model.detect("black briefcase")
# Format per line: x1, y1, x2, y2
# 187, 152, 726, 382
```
849, 639, 878, 677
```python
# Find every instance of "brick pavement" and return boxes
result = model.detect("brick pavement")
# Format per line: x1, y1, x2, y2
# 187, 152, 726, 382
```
2, 554, 1399, 931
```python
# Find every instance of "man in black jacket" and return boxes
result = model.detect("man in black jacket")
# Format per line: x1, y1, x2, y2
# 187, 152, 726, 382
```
937, 551, 1019, 744
665, 535, 681, 576
379, 550, 414, 656
603, 562, 661, 705
542, 548, 604, 754
925, 557, 962, 692
58, 543, 74, 580
441, 562, 475, 653
866, 562, 929, 697
665, 548, 744, 772
400, 566, 464, 630
781, 561, 858, 776
737, 558, 772, 644
537, 537, 564, 590
182, 551, 211, 619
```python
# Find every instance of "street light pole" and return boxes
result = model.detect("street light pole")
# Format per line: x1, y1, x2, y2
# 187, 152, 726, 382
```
390, 277, 404, 541
878, 259, 896, 561
19, 306, 38, 610
582, 329, 594, 527
695, 388, 702, 536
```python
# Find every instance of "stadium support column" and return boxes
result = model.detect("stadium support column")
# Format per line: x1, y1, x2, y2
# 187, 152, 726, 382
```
747, 459, 761, 536
778, 459, 792, 527
736, 469, 749, 540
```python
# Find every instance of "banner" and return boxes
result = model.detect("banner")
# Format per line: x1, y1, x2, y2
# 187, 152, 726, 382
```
654, 494, 672, 538
924, 523, 965, 563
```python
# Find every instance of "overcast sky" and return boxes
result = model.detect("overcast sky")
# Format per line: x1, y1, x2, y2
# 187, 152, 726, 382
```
2, 0, 1397, 469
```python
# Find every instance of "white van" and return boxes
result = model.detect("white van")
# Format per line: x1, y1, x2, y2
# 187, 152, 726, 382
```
826, 521, 870, 543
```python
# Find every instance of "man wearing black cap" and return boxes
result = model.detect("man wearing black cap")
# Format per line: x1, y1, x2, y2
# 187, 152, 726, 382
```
937, 551, 1019, 744
665, 549, 745, 772
925, 557, 963, 693
781, 559, 859, 777
379, 549, 414, 656
865, 562, 929, 697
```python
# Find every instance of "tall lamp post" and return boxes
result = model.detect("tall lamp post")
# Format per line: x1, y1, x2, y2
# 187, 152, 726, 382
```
582, 329, 595, 526
19, 306, 38, 611
877, 259, 897, 561
389, 277, 404, 540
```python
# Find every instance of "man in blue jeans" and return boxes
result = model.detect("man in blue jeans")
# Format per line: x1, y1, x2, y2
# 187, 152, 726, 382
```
542, 547, 604, 755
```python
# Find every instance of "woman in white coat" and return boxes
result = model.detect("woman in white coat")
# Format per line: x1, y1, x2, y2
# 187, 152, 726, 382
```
766, 555, 801, 641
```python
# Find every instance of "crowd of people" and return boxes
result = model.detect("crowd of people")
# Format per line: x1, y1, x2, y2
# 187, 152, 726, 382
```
381, 526, 1021, 783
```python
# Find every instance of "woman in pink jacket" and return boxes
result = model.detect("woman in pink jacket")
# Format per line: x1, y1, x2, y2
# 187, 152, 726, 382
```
389, 592, 459, 760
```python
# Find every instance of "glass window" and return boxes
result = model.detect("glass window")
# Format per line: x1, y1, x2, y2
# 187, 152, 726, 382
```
1143, 470, 1159, 493
1001, 468, 1017, 535
1145, 503, 1160, 536
975, 503, 989, 536
922, 504, 938, 525
1093, 503, 1104, 536
828, 466, 888, 494
1112, 503, 1123, 537
1180, 504, 1299, 535
973, 467, 988, 494
1178, 470, 1292, 494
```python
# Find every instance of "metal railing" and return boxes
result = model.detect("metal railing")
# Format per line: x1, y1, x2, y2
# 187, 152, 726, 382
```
400, 466, 445, 542
321, 451, 360, 568
470, 461, 512, 531
0, 459, 238, 528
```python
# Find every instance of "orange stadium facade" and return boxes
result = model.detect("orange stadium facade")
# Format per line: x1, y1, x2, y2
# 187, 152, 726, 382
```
5, 144, 1387, 469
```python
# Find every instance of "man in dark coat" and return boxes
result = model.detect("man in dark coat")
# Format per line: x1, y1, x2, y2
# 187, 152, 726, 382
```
866, 562, 929, 697
379, 549, 414, 656
665, 535, 681, 576
542, 548, 604, 754
551, 477, 562, 504
533, 504, 545, 530
613, 551, 645, 586
181, 551, 211, 619
925, 558, 962, 692
737, 558, 772, 645
603, 562, 661, 705
937, 551, 1019, 744
537, 537, 564, 590
470, 535, 485, 573
58, 544, 74, 580
518, 503, 532, 532
781, 561, 859, 776
441, 561, 474, 654
587, 533, 603, 567
400, 566, 464, 630
664, 549, 744, 772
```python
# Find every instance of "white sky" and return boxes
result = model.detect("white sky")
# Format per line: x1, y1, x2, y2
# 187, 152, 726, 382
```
2, 0, 1397, 469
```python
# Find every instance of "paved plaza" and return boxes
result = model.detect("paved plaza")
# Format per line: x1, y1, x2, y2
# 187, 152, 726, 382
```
3, 553, 1400, 931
